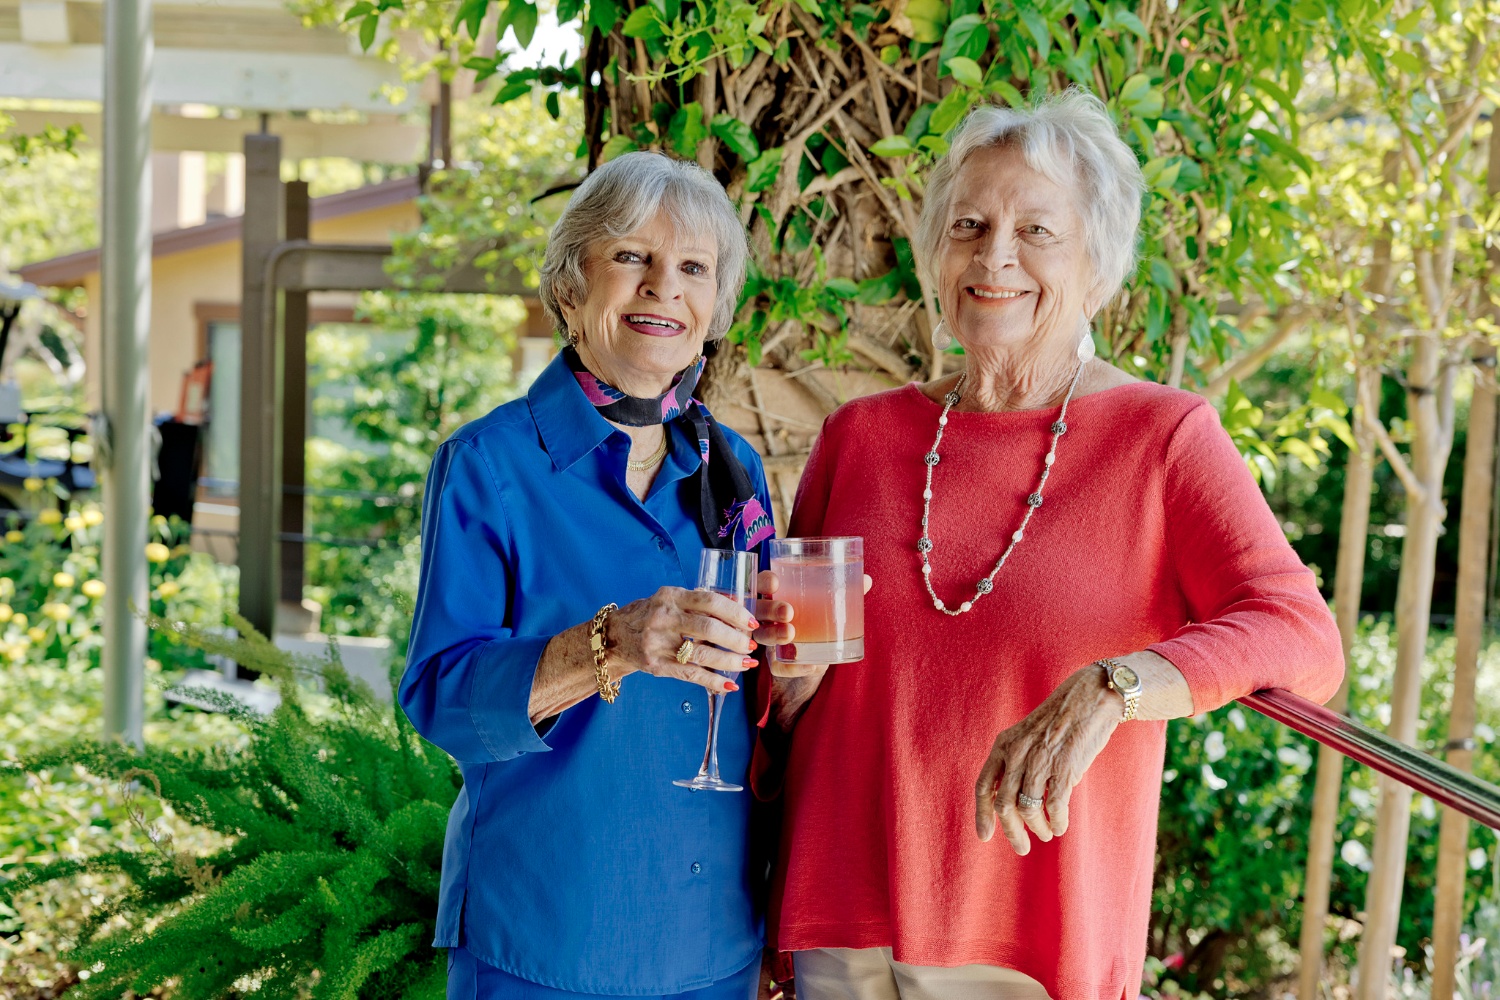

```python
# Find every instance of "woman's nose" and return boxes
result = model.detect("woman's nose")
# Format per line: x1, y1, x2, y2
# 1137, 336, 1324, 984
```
639, 261, 683, 300
974, 232, 1019, 272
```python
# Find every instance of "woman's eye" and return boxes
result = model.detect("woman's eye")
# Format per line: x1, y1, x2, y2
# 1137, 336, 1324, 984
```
683, 261, 709, 276
954, 219, 980, 230
615, 250, 644, 263
1022, 225, 1051, 236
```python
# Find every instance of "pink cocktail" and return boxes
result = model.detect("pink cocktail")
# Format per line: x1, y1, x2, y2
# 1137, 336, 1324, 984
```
770, 537, 864, 664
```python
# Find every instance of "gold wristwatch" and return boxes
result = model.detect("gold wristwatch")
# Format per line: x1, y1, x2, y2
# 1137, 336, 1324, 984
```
1099, 658, 1142, 722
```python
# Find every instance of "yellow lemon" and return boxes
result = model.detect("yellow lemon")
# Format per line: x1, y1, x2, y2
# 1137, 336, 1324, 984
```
38, 510, 62, 526
52, 572, 75, 589
0, 604, 11, 623
145, 542, 171, 563
83, 509, 104, 527
26, 627, 46, 644
22, 477, 43, 492
157, 580, 182, 599
81, 580, 106, 599
4, 530, 22, 543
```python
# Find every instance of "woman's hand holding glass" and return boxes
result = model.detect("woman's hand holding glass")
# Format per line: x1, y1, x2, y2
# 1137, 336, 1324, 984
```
609, 587, 758, 695
754, 570, 875, 679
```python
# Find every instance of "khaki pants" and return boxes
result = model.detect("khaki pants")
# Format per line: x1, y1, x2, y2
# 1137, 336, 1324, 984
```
794, 948, 1052, 1000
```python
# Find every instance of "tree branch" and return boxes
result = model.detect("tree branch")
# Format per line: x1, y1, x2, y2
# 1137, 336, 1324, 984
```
1199, 307, 1311, 397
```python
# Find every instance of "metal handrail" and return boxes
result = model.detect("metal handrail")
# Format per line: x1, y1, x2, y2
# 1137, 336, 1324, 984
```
1239, 688, 1500, 830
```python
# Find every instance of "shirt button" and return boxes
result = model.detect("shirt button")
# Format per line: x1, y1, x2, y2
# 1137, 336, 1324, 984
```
681, 700, 693, 714
690, 862, 702, 874
655, 536, 667, 550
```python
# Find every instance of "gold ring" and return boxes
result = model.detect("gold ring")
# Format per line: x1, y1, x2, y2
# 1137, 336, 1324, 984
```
675, 639, 696, 664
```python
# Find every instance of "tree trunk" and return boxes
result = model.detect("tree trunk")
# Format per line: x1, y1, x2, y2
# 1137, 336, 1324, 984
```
1430, 121, 1500, 1000
1355, 333, 1454, 1000
1297, 366, 1378, 999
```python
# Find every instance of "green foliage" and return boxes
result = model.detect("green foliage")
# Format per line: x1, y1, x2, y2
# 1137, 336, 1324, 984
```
1, 617, 461, 999
0, 110, 96, 273
0, 501, 228, 674
304, 292, 525, 636
1153, 619, 1500, 994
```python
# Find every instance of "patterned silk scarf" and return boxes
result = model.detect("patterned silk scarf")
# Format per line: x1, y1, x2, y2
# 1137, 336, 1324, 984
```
563, 346, 774, 551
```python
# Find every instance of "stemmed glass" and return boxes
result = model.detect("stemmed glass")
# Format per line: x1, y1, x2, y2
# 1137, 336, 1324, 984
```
673, 548, 758, 792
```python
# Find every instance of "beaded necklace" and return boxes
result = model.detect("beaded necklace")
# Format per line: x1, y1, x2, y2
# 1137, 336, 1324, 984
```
918, 361, 1086, 615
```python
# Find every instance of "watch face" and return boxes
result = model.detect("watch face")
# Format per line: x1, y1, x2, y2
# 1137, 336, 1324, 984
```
1113, 665, 1140, 690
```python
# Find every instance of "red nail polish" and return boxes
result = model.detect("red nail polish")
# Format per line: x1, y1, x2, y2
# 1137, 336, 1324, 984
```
724, 681, 740, 692
748, 640, 758, 651
748, 619, 760, 630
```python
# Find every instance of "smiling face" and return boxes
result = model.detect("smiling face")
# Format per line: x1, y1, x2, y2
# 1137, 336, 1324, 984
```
937, 142, 1096, 364
560, 211, 719, 396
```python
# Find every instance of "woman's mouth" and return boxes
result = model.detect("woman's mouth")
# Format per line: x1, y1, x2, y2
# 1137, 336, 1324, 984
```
967, 287, 1030, 302
623, 314, 687, 336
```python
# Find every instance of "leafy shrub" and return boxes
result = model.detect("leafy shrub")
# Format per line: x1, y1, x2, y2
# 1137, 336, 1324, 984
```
0, 617, 459, 999
0, 501, 229, 673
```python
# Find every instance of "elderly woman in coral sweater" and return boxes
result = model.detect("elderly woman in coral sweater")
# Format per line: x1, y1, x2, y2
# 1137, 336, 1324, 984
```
761, 91, 1344, 1000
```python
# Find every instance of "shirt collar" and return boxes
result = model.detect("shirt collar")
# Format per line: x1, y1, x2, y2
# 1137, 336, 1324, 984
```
528, 351, 619, 471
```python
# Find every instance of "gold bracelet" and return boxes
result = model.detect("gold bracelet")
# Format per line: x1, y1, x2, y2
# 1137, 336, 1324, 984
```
590, 603, 621, 703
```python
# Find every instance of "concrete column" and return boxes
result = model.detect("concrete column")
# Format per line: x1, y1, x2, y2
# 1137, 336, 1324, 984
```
101, 0, 153, 748
237, 133, 284, 641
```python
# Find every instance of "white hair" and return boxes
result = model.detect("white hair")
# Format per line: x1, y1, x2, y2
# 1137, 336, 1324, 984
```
914, 89, 1146, 306
539, 151, 750, 341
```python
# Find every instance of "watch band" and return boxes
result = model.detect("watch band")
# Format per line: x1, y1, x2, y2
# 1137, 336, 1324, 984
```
1099, 658, 1141, 722
590, 603, 621, 703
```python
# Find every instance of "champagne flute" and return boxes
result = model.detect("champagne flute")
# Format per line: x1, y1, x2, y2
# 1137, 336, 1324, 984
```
673, 548, 758, 792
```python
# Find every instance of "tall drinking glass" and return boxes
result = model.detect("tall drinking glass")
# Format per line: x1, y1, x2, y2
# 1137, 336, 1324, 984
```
769, 536, 864, 665
673, 548, 758, 792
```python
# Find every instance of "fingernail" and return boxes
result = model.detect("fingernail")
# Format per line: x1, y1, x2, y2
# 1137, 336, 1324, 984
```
748, 619, 760, 630
742, 657, 757, 668
748, 640, 758, 651
724, 681, 740, 692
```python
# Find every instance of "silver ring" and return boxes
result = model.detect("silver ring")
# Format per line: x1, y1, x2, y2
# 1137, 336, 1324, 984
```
1017, 792, 1044, 810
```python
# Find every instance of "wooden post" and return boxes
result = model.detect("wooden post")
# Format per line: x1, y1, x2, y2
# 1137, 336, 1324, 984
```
279, 180, 310, 610
1429, 121, 1500, 1000
237, 132, 284, 641
1298, 364, 1378, 998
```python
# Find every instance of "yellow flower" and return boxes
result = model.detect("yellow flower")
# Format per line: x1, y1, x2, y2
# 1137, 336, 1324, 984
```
53, 572, 75, 589
22, 477, 43, 492
11, 612, 27, 628
156, 580, 181, 599
4, 530, 22, 543
37, 509, 62, 526
150, 515, 167, 528
82, 508, 104, 527
26, 626, 46, 644
145, 542, 171, 563
64, 515, 83, 532
0, 577, 11, 598
45, 603, 72, 622
0, 604, 10, 623
5, 644, 23, 662
81, 579, 106, 599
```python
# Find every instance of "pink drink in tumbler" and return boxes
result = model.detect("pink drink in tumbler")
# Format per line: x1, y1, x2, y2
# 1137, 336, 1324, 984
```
770, 537, 864, 664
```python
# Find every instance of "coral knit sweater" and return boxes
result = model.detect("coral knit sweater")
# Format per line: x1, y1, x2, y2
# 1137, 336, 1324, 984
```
766, 381, 1344, 1000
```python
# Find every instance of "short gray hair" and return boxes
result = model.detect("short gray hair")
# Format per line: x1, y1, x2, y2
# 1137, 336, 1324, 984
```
914, 89, 1146, 306
539, 151, 750, 341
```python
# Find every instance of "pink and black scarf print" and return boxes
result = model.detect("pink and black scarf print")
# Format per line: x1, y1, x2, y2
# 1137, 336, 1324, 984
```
564, 347, 775, 551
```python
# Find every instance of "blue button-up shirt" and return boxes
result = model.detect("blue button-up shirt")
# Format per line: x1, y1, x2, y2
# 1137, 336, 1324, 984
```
401, 353, 774, 995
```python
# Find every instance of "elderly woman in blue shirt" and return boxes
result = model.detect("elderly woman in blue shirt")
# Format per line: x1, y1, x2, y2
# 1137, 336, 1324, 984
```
402, 152, 787, 1000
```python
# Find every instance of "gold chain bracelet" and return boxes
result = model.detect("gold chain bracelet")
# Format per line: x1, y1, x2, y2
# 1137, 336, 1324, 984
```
590, 603, 621, 703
